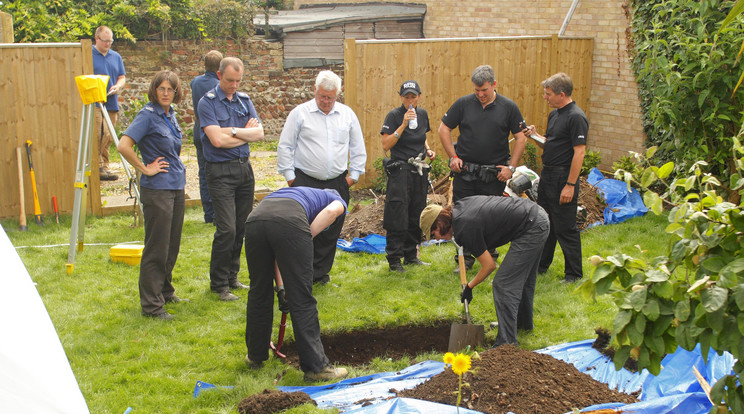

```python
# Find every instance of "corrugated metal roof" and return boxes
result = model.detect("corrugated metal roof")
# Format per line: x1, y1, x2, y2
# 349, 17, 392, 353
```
255, 3, 427, 35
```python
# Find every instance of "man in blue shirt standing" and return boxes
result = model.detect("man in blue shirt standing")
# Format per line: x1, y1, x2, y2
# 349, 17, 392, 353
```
190, 50, 223, 224
198, 57, 264, 301
91, 25, 126, 181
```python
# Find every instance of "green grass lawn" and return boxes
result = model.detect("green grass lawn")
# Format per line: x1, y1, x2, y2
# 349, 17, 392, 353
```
2, 208, 669, 413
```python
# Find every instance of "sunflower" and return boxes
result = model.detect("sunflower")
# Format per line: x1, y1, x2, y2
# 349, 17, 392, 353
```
443, 352, 455, 365
451, 353, 471, 376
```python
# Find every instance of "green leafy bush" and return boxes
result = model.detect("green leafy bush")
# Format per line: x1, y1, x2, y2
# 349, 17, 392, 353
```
2, 0, 285, 42
630, 0, 744, 195
371, 157, 387, 194
582, 143, 744, 413
612, 154, 643, 177
520, 142, 541, 172
581, 148, 601, 176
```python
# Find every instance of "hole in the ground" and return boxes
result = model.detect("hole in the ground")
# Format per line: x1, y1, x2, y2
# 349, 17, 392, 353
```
279, 321, 452, 366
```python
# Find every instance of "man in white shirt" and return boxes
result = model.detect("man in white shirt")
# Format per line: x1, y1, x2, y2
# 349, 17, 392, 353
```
277, 70, 367, 284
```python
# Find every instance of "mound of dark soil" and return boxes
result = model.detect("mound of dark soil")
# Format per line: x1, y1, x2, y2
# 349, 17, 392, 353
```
237, 389, 315, 414
398, 344, 639, 414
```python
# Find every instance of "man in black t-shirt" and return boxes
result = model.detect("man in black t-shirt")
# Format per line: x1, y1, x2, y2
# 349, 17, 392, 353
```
439, 64, 528, 271
419, 197, 549, 347
523, 72, 588, 283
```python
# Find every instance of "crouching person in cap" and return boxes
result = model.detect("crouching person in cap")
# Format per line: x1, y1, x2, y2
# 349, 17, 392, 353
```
420, 197, 549, 346
244, 186, 349, 382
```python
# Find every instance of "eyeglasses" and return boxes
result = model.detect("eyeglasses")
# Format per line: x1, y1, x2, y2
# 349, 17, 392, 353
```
157, 87, 176, 95
97, 38, 114, 44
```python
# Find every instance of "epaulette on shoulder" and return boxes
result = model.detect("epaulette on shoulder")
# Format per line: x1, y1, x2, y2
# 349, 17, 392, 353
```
205, 91, 216, 99
237, 91, 249, 98
144, 106, 154, 112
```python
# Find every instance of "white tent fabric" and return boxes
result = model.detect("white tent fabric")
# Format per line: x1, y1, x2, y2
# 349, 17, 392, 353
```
0, 226, 90, 413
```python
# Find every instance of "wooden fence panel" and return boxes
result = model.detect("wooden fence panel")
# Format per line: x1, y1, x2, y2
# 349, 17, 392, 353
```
344, 36, 593, 188
0, 41, 95, 220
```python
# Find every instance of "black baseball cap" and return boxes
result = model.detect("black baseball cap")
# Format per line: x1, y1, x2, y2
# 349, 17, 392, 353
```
399, 80, 421, 96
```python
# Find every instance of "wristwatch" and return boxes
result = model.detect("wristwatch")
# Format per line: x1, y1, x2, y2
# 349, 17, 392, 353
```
393, 131, 400, 138
231, 127, 237, 137
566, 181, 576, 186
508, 166, 515, 173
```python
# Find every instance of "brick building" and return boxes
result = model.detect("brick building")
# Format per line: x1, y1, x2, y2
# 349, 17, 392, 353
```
292, 0, 646, 166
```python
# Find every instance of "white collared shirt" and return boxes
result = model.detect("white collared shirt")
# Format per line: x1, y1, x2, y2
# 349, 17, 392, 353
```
278, 99, 367, 181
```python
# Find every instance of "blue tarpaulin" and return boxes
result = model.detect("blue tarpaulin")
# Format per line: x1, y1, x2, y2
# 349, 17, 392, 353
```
587, 167, 648, 224
336, 234, 386, 254
275, 339, 735, 414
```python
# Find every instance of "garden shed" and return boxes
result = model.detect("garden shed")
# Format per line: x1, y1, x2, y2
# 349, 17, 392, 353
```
254, 2, 426, 68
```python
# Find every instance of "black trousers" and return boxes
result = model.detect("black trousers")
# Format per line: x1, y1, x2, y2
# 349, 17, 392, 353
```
536, 165, 583, 279
139, 187, 185, 315
291, 169, 350, 283
452, 173, 506, 267
244, 199, 329, 373
205, 159, 255, 291
383, 167, 428, 263
492, 207, 549, 346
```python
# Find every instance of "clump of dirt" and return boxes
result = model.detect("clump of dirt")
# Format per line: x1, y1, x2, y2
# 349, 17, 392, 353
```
592, 327, 639, 372
398, 344, 639, 414
578, 177, 606, 230
237, 389, 315, 414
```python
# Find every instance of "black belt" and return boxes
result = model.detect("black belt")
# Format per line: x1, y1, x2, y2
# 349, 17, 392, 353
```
215, 157, 250, 164
542, 164, 570, 171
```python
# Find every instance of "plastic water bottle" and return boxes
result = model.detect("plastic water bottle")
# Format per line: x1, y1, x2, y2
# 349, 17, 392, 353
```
408, 105, 418, 129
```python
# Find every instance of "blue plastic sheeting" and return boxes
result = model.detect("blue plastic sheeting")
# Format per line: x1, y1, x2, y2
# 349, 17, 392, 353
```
345, 398, 484, 414
192, 380, 233, 398
336, 234, 386, 254
540, 340, 736, 414
537, 339, 649, 394
277, 361, 483, 413
278, 339, 735, 414
587, 167, 648, 224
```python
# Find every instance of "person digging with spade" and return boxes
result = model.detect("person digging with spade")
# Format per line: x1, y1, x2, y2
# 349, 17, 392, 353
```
243, 186, 349, 382
420, 196, 549, 346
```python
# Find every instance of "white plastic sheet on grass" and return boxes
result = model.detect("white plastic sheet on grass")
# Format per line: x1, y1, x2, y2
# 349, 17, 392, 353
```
0, 226, 90, 413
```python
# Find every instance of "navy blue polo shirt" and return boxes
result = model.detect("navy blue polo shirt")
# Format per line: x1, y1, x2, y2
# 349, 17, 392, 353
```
190, 71, 220, 144
91, 46, 126, 111
380, 105, 431, 161
197, 86, 258, 162
541, 101, 588, 167
122, 102, 186, 190
442, 94, 524, 165
264, 187, 347, 223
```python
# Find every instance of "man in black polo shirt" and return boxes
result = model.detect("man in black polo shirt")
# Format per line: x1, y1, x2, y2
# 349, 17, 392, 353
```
439, 64, 527, 271
198, 57, 265, 301
522, 72, 588, 283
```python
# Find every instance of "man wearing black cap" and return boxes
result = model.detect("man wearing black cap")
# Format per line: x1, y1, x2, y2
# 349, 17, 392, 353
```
380, 80, 436, 272
438, 64, 528, 272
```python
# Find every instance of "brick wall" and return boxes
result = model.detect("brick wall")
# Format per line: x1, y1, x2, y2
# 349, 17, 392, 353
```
293, 0, 645, 167
115, 39, 343, 140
